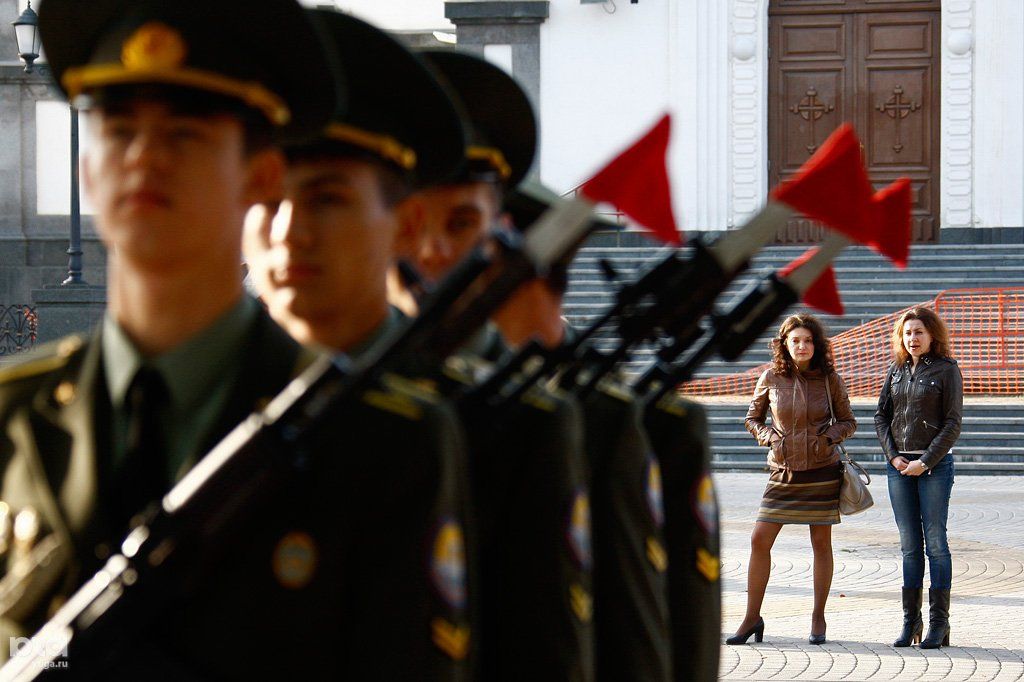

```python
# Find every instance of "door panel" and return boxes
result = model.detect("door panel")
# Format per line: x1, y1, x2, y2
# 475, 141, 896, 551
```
767, 2, 940, 243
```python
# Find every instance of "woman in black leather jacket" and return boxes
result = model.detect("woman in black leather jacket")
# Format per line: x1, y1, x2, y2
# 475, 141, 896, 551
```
874, 307, 963, 650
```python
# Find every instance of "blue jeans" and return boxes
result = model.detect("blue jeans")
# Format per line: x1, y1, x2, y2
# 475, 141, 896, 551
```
887, 456, 955, 589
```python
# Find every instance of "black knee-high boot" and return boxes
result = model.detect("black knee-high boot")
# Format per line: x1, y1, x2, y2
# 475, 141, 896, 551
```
920, 588, 951, 649
893, 587, 923, 647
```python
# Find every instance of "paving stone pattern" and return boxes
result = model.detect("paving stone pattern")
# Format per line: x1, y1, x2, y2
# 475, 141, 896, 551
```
717, 473, 1024, 681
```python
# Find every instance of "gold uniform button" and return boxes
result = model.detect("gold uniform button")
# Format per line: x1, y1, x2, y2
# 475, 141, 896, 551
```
54, 381, 76, 406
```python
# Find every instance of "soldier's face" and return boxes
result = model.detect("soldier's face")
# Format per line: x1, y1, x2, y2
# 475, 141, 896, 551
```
243, 158, 399, 348
406, 182, 501, 284
83, 100, 280, 270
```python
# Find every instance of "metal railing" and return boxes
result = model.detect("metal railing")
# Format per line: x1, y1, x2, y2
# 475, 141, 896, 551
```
0, 305, 38, 356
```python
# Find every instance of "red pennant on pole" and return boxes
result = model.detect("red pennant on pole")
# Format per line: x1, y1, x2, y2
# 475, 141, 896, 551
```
581, 114, 681, 245
779, 248, 844, 316
771, 124, 909, 269
870, 177, 912, 269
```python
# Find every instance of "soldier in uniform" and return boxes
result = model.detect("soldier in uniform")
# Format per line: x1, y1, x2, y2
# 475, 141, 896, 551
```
499, 185, 675, 682
0, 0, 345, 673
239, 10, 477, 680
391, 52, 596, 681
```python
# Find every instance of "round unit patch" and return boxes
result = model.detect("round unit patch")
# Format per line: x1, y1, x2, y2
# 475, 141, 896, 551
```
430, 518, 467, 611
692, 473, 719, 536
645, 455, 665, 528
272, 530, 318, 590
566, 488, 593, 571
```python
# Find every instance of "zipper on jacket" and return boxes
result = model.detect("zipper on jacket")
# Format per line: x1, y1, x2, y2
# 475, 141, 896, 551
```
902, 368, 911, 452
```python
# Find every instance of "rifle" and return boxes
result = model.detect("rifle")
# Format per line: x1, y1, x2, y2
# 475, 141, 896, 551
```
0, 194, 601, 681
641, 234, 850, 403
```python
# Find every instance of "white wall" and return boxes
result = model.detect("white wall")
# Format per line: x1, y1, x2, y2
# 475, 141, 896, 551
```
539, 1, 677, 226
972, 0, 1024, 228
35, 101, 94, 216
539, 1, 728, 234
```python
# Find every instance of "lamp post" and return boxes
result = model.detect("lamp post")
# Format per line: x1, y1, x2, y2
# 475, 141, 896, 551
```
11, 1, 38, 72
11, 1, 86, 286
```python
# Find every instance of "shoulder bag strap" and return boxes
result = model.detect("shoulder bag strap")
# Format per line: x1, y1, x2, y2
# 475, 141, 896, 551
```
824, 372, 834, 425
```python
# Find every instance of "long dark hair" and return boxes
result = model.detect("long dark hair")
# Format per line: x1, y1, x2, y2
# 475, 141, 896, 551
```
891, 307, 953, 364
770, 313, 835, 377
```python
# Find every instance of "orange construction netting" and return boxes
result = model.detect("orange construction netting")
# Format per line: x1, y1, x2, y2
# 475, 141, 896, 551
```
679, 287, 1024, 398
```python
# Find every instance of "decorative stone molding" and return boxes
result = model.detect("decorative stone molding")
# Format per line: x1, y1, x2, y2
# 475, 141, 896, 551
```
728, 0, 767, 227
942, 1, 974, 227
728, 0, 975, 231
445, 1, 549, 23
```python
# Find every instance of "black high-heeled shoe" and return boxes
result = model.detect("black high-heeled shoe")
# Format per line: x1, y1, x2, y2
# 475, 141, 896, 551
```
725, 617, 765, 645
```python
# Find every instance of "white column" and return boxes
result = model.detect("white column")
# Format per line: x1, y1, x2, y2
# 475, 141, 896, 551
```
941, 0, 975, 229
972, 0, 1024, 228
673, 0, 731, 232
728, 0, 768, 229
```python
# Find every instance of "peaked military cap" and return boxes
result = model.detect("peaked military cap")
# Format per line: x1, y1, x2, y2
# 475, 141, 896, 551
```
304, 9, 466, 188
38, 0, 341, 139
420, 50, 537, 189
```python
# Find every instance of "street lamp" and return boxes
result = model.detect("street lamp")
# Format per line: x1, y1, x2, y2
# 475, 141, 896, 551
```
11, 1, 39, 72
11, 1, 86, 286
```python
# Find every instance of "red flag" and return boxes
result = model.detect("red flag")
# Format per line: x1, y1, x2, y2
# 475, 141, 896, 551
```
771, 124, 875, 248
581, 114, 680, 245
779, 248, 844, 316
870, 177, 912, 269
769, 125, 905, 270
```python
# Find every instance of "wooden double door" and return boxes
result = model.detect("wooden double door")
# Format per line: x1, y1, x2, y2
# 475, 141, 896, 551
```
768, 0, 941, 243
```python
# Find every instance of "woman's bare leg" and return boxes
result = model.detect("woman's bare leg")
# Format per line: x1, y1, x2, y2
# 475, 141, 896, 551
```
809, 524, 834, 634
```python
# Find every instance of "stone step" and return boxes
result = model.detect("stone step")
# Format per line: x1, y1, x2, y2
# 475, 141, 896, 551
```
710, 431, 1024, 448
710, 460, 1024, 475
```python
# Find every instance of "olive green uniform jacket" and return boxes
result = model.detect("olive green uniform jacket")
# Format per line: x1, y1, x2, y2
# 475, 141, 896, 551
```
0, 310, 472, 679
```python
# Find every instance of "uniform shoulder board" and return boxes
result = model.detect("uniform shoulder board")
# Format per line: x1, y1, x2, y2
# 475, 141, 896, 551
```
0, 335, 84, 386
596, 376, 634, 403
654, 392, 688, 416
521, 384, 559, 412
380, 372, 440, 404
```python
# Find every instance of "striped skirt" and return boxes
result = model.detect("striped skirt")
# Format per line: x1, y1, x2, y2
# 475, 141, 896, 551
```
757, 463, 843, 526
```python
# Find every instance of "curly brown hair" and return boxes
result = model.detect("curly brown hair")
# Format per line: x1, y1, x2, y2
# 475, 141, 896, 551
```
890, 307, 953, 364
770, 313, 835, 377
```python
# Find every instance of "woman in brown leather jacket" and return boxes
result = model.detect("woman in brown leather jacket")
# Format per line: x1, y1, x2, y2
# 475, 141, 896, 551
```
874, 307, 962, 650
726, 314, 856, 646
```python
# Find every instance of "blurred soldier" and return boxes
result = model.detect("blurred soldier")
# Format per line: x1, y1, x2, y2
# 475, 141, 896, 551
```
241, 10, 476, 679
500, 185, 674, 682
0, 0, 343, 673
642, 394, 721, 682
399, 52, 595, 681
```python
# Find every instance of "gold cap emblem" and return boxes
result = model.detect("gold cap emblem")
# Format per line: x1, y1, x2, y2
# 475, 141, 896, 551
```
121, 22, 187, 71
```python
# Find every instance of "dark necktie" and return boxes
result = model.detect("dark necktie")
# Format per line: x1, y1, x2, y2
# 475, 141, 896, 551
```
114, 366, 169, 530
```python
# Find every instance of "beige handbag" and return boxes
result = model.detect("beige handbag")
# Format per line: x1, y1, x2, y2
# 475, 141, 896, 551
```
825, 374, 874, 515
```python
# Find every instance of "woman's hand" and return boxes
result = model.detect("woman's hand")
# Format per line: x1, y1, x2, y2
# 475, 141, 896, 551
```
901, 459, 928, 477
891, 456, 910, 472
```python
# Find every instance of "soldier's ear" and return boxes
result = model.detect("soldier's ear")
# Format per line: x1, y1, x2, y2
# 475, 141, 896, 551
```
243, 148, 286, 207
393, 196, 426, 260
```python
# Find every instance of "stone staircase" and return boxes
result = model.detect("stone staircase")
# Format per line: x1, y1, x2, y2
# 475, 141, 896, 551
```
699, 400, 1024, 474
564, 240, 1024, 473
565, 242, 1024, 377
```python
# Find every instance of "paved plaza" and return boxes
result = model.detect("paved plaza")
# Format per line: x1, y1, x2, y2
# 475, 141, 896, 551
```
717, 472, 1024, 681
